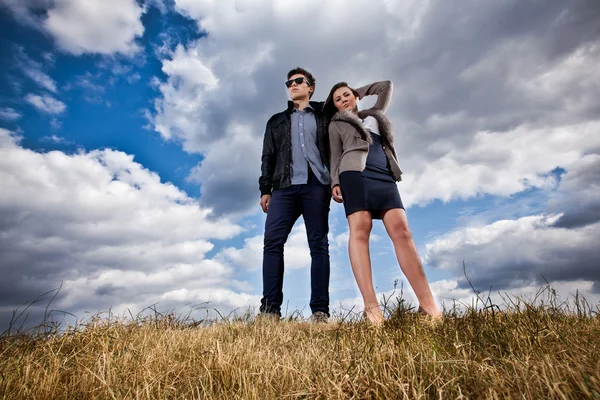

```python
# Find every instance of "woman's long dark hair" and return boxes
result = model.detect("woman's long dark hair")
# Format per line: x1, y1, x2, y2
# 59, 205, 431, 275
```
324, 82, 360, 120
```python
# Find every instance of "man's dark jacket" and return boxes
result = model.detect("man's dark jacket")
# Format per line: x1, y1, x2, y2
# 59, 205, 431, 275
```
259, 101, 330, 196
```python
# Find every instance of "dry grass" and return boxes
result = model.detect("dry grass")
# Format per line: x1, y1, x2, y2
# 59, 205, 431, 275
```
1, 289, 600, 399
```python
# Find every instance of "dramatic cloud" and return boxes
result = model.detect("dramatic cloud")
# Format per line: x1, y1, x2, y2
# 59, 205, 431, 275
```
402, 121, 600, 207
1, 0, 145, 55
406, 137, 600, 299
148, 0, 600, 215
186, 123, 262, 215
548, 154, 600, 228
25, 94, 66, 114
2, 0, 600, 329
423, 215, 600, 292
0, 128, 251, 329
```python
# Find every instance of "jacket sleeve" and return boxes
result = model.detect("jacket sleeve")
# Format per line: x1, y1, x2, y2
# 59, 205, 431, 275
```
355, 80, 393, 113
329, 122, 343, 189
259, 120, 275, 196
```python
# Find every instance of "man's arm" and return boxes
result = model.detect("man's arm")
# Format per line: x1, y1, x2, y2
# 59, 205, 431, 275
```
259, 120, 276, 197
355, 80, 393, 113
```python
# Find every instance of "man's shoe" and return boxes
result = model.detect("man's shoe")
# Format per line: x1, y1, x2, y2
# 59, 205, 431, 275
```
255, 312, 280, 323
310, 311, 328, 324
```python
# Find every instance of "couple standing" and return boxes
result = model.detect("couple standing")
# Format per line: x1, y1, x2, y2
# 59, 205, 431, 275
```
258, 67, 441, 325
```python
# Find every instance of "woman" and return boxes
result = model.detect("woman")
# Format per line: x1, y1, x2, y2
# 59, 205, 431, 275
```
325, 80, 441, 325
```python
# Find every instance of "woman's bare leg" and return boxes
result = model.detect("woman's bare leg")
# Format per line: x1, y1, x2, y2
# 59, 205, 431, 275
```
381, 208, 442, 317
347, 211, 384, 325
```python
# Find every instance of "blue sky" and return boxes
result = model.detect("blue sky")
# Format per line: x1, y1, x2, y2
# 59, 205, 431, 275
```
1, 0, 599, 329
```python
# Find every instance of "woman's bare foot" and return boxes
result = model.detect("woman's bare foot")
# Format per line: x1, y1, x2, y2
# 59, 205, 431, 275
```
417, 305, 443, 320
363, 304, 384, 326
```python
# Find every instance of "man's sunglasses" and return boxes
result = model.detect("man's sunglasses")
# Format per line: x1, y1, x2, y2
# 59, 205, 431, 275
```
285, 77, 310, 88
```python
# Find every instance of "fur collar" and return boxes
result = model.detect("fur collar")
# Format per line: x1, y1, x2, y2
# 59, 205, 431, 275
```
331, 108, 394, 147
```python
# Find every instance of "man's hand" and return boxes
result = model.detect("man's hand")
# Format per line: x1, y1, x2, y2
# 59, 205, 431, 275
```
332, 186, 343, 203
260, 194, 271, 213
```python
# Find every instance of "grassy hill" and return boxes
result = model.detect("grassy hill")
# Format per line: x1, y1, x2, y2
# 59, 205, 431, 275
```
1, 294, 599, 399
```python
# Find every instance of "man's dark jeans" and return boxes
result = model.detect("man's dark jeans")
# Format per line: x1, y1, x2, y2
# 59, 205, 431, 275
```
260, 173, 331, 317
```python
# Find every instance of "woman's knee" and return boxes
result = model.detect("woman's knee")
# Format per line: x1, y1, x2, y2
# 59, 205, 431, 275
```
390, 223, 412, 242
349, 215, 372, 240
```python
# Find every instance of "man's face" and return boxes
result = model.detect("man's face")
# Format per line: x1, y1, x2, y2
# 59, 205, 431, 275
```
286, 74, 313, 101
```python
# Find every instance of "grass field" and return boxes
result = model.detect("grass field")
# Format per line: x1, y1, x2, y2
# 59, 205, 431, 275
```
1, 288, 599, 399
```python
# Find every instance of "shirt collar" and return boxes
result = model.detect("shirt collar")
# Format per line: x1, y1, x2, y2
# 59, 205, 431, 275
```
287, 101, 316, 113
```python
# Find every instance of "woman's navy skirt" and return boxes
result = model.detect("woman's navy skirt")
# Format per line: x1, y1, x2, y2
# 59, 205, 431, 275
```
339, 170, 404, 219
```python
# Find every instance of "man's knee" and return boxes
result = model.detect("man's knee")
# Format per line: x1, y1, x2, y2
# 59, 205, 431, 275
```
264, 231, 288, 253
307, 234, 329, 254
263, 214, 296, 252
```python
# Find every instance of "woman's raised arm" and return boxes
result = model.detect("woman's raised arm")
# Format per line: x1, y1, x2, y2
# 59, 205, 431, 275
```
354, 80, 393, 113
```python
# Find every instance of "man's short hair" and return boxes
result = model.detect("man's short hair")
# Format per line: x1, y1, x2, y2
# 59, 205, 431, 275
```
287, 67, 315, 99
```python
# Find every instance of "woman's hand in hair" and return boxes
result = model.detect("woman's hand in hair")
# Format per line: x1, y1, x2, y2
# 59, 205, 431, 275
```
332, 186, 343, 203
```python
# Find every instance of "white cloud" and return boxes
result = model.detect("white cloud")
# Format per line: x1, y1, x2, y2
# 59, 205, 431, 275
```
151, 43, 225, 148
161, 45, 219, 89
44, 0, 145, 55
14, 46, 58, 93
69, 73, 107, 104
332, 231, 350, 251
218, 223, 312, 272
0, 128, 20, 146
0, 128, 251, 327
0, 107, 22, 121
1, 0, 145, 56
400, 121, 600, 207
127, 73, 141, 84
41, 134, 68, 143
218, 235, 264, 271
23, 68, 57, 93
76, 75, 105, 93
49, 118, 62, 130
25, 93, 66, 114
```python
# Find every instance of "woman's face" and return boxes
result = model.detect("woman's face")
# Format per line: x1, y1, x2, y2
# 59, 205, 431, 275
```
333, 86, 357, 112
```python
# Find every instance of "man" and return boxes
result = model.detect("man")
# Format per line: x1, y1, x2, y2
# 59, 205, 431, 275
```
258, 67, 331, 322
